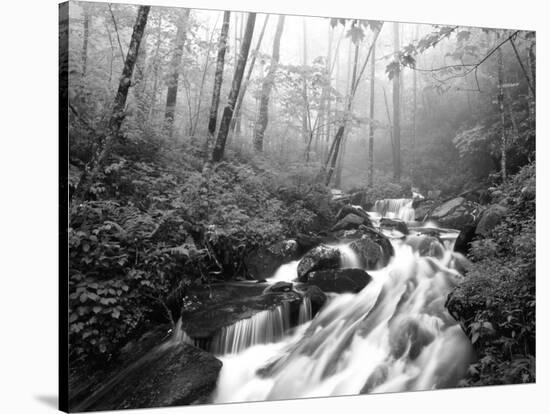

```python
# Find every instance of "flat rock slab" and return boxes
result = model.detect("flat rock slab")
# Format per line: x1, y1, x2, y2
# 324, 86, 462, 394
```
75, 343, 222, 411
306, 268, 372, 293
181, 283, 301, 339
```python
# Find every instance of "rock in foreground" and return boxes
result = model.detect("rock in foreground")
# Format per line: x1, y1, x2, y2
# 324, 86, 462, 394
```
297, 244, 341, 281
74, 343, 222, 411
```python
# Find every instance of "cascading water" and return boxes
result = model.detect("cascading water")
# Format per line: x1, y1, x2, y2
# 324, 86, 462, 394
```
297, 297, 312, 325
213, 199, 473, 403
374, 198, 416, 221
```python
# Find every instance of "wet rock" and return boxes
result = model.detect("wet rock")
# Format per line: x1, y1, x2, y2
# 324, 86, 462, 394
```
349, 227, 394, 270
426, 197, 482, 231
413, 199, 435, 221
336, 204, 372, 223
405, 235, 445, 259
297, 245, 341, 282
245, 239, 300, 281
331, 213, 368, 232
305, 268, 372, 293
453, 224, 476, 256
180, 283, 301, 341
296, 285, 327, 314
73, 343, 222, 411
475, 204, 508, 237
263, 281, 293, 294
380, 217, 409, 236
388, 316, 436, 360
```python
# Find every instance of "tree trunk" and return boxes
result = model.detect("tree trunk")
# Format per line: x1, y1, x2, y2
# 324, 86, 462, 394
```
323, 27, 334, 161
212, 13, 257, 162
392, 22, 401, 182
206, 11, 231, 144
133, 30, 148, 127
411, 25, 418, 183
164, 9, 191, 138
230, 15, 270, 136
368, 36, 376, 188
74, 6, 150, 201
81, 5, 90, 77
301, 18, 309, 143
147, 12, 163, 123
497, 35, 507, 183
253, 15, 285, 152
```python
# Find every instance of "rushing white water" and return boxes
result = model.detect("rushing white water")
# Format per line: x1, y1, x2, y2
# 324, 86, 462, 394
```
268, 260, 300, 283
335, 243, 361, 268
214, 242, 473, 402
297, 297, 312, 325
210, 302, 292, 355
374, 198, 416, 222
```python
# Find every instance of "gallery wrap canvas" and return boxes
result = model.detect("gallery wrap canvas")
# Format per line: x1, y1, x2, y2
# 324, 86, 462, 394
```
59, 0, 536, 412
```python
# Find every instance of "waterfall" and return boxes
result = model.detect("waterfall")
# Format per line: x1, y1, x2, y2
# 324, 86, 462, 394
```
268, 260, 300, 283
213, 238, 473, 403
210, 302, 292, 355
298, 297, 312, 325
335, 243, 361, 268
373, 198, 415, 221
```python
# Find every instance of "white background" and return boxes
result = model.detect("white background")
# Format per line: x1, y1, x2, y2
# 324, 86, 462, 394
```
0, 0, 547, 412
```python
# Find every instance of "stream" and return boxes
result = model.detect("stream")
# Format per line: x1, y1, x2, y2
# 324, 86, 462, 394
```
212, 198, 473, 402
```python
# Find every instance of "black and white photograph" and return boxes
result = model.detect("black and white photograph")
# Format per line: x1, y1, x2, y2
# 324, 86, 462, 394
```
56, 0, 537, 412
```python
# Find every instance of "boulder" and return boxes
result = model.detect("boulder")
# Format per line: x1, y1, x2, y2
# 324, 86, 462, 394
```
349, 227, 394, 270
475, 204, 508, 237
296, 285, 327, 314
405, 235, 445, 259
180, 283, 301, 341
263, 281, 293, 294
305, 268, 372, 293
297, 245, 341, 281
426, 197, 482, 231
413, 199, 435, 221
380, 218, 409, 236
73, 343, 222, 411
331, 213, 368, 232
336, 204, 372, 223
453, 224, 476, 256
245, 239, 300, 281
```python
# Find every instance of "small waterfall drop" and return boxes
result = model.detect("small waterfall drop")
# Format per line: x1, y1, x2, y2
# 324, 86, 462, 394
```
297, 297, 312, 325
210, 303, 292, 355
335, 243, 361, 268
374, 198, 415, 221
268, 260, 299, 283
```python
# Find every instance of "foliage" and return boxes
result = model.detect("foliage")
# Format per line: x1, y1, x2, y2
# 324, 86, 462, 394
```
448, 162, 535, 386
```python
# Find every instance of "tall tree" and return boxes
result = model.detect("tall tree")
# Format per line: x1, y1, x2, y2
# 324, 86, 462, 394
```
497, 33, 507, 182
164, 9, 191, 137
367, 35, 376, 187
253, 15, 285, 152
74, 6, 150, 201
207, 11, 231, 143
230, 14, 270, 136
81, 4, 90, 77
301, 18, 309, 143
212, 13, 257, 162
324, 22, 382, 186
392, 22, 401, 182
322, 27, 334, 160
410, 25, 419, 182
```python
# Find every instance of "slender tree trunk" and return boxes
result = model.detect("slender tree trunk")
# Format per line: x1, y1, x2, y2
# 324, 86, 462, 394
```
411, 25, 418, 183
392, 22, 401, 182
74, 6, 150, 201
164, 9, 191, 138
253, 15, 285, 152
81, 6, 90, 77
230, 15, 270, 135
212, 13, 257, 162
497, 35, 507, 182
207, 11, 231, 145
148, 12, 163, 123
301, 18, 309, 143
368, 36, 376, 188
527, 39, 536, 134
133, 30, 148, 126
323, 27, 334, 161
